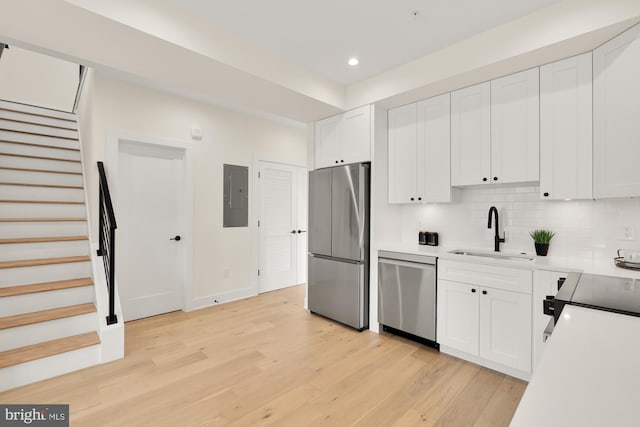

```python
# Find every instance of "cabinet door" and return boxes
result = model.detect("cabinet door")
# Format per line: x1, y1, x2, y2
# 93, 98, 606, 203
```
388, 103, 418, 203
594, 23, 640, 198
437, 280, 479, 355
315, 114, 341, 168
341, 105, 371, 164
479, 287, 532, 372
540, 53, 592, 200
491, 68, 540, 184
417, 93, 451, 202
451, 82, 491, 186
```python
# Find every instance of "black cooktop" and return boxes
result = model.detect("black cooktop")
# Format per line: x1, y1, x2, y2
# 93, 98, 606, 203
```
555, 272, 640, 318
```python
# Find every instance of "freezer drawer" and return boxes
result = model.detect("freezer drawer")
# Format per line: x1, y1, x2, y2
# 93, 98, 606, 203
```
308, 254, 368, 330
378, 257, 436, 342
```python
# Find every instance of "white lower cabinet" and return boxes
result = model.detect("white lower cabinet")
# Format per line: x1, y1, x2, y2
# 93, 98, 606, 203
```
437, 260, 533, 378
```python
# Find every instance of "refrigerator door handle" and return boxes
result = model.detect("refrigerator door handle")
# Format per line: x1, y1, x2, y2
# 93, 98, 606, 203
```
309, 253, 363, 264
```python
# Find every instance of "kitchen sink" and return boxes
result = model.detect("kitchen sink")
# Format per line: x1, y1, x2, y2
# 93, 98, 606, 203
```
449, 249, 535, 262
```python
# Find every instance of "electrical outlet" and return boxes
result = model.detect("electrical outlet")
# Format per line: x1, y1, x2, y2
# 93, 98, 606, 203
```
624, 225, 635, 240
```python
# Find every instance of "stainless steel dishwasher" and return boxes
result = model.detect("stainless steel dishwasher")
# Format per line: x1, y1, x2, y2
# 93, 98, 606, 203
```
378, 251, 438, 348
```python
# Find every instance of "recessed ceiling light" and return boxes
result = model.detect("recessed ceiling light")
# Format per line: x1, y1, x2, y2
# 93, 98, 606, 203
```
348, 57, 359, 66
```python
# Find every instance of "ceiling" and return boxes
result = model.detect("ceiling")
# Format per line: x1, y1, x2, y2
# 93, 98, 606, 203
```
163, 0, 561, 85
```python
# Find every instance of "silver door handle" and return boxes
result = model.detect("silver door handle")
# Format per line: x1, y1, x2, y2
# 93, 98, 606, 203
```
297, 230, 307, 234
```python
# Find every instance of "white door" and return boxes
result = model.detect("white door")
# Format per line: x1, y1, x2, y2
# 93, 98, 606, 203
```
450, 82, 491, 186
490, 68, 540, 184
594, 23, 640, 198
437, 279, 479, 355
387, 103, 418, 204
540, 53, 592, 200
117, 141, 184, 321
341, 105, 371, 164
258, 161, 307, 293
417, 93, 451, 203
314, 115, 341, 168
479, 287, 532, 372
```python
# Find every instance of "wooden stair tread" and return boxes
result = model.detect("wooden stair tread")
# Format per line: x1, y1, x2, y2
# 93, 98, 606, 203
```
0, 166, 82, 175
0, 256, 90, 269
0, 104, 77, 123
0, 182, 83, 189
0, 217, 86, 222
0, 152, 80, 163
0, 332, 100, 369
0, 127, 78, 141
0, 140, 80, 152
0, 236, 88, 244
0, 199, 84, 204
0, 117, 77, 131
0, 303, 96, 330
0, 277, 93, 298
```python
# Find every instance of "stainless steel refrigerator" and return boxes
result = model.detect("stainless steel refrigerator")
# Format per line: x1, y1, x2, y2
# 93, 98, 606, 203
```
307, 163, 370, 331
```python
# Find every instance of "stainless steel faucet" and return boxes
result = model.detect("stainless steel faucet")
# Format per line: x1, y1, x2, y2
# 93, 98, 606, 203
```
488, 206, 505, 252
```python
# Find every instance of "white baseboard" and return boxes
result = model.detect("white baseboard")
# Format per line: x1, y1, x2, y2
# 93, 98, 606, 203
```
186, 287, 257, 312
439, 345, 531, 382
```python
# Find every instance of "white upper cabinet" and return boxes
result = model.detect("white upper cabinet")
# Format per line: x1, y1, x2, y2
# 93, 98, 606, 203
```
491, 68, 540, 184
315, 105, 371, 169
540, 53, 593, 200
388, 94, 451, 204
388, 103, 418, 203
451, 82, 491, 186
594, 23, 640, 198
416, 93, 451, 203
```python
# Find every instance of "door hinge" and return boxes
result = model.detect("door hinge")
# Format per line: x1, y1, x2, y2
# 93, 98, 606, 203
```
258, 220, 260, 227
258, 269, 260, 277
258, 171, 261, 178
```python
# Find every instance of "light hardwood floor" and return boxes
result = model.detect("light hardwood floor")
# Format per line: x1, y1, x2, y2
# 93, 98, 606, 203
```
0, 285, 527, 426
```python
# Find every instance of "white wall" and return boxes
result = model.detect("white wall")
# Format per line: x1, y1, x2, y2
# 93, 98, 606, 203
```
397, 185, 640, 261
0, 46, 78, 111
80, 72, 307, 307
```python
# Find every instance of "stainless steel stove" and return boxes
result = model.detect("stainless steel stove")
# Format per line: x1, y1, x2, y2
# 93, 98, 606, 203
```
544, 272, 640, 324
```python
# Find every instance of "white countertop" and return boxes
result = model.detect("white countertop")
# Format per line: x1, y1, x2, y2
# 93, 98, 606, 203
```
510, 305, 640, 427
377, 242, 640, 279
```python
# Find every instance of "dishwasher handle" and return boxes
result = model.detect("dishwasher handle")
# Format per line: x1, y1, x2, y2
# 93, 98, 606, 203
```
378, 257, 436, 269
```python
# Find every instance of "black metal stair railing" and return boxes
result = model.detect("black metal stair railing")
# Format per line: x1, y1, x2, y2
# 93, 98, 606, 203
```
97, 161, 118, 325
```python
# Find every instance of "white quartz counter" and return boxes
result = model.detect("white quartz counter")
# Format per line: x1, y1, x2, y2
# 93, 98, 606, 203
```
377, 242, 640, 279
510, 305, 640, 427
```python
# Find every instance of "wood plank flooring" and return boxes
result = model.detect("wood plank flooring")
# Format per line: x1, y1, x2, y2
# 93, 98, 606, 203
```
0, 285, 527, 426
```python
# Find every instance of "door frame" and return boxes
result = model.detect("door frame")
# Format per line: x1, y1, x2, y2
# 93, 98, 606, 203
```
106, 130, 195, 312
252, 157, 307, 295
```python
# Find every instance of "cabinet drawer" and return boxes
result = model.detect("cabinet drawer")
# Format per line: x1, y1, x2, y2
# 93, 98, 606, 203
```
438, 260, 532, 294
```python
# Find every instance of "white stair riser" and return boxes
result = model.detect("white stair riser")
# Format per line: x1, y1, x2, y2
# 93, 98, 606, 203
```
0, 155, 82, 173
0, 221, 88, 238
0, 130, 80, 150
0, 240, 89, 262
0, 261, 91, 286
0, 141, 81, 161
0, 100, 77, 121
0, 110, 77, 130
0, 169, 84, 186
0, 202, 85, 218
0, 185, 84, 202
0, 344, 100, 392
0, 286, 94, 316
0, 119, 78, 140
0, 312, 96, 352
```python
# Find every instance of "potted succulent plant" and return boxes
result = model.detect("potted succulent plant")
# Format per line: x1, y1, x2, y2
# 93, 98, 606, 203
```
530, 229, 555, 256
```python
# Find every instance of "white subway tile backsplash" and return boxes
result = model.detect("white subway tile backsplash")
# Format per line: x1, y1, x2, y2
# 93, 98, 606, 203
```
402, 185, 640, 261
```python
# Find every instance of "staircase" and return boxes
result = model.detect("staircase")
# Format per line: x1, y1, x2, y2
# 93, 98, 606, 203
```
0, 99, 102, 391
